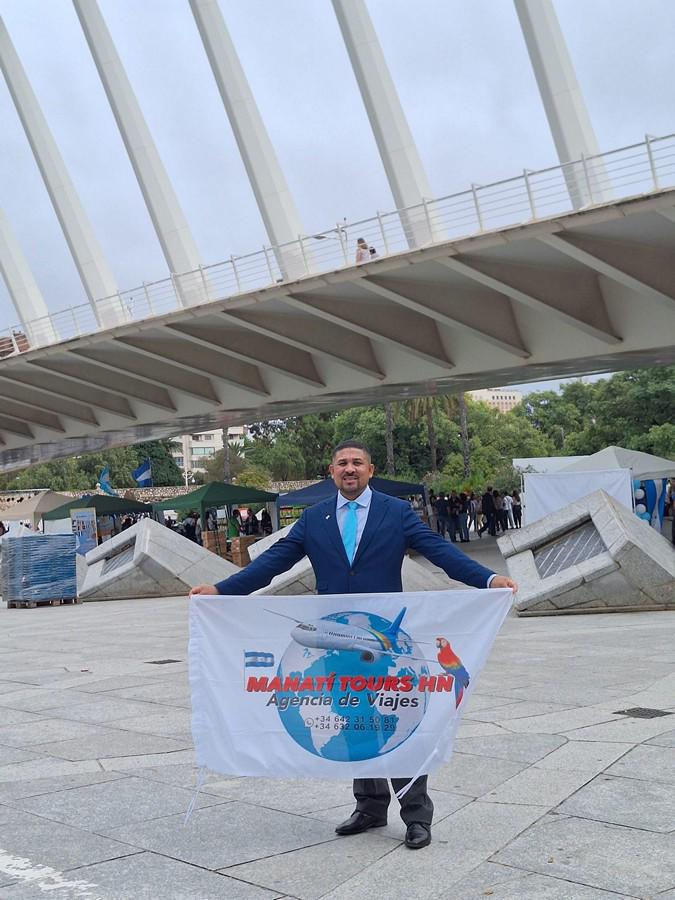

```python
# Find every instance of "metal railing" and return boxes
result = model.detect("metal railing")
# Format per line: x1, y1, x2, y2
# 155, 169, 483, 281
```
2, 132, 675, 357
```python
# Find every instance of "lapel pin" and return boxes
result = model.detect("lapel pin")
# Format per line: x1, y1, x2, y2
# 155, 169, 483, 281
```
325, 514, 331, 519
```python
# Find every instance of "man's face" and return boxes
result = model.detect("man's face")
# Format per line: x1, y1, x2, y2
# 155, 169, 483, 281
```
329, 447, 374, 499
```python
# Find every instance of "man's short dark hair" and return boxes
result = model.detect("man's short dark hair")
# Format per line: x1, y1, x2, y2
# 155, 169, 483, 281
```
332, 439, 372, 461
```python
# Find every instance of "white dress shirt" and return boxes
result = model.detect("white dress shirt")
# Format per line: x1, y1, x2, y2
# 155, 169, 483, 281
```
336, 485, 372, 557
336, 484, 496, 586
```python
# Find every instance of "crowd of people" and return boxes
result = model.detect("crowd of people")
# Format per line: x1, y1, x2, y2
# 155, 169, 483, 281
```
428, 488, 522, 541
169, 507, 273, 545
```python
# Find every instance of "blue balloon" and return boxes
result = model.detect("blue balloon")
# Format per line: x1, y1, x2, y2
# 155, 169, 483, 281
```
637, 512, 651, 521
633, 478, 642, 490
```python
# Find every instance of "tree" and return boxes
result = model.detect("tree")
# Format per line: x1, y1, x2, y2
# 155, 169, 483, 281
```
235, 464, 272, 490
203, 441, 248, 483
401, 394, 457, 474
132, 440, 183, 486
0, 440, 183, 491
629, 423, 675, 458
221, 429, 232, 483
457, 393, 470, 478
384, 403, 395, 476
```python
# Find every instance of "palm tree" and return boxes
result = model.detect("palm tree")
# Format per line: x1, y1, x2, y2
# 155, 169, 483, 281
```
403, 394, 457, 474
457, 393, 471, 479
221, 428, 232, 482
384, 403, 396, 476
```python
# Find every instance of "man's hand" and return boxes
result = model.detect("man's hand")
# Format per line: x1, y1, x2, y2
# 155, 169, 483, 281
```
490, 575, 518, 593
189, 584, 219, 597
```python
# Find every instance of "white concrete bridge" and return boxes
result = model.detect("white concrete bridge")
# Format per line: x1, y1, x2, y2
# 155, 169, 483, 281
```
1, 1, 674, 472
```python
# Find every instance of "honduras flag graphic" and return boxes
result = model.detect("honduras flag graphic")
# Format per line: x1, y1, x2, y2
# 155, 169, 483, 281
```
132, 458, 153, 488
244, 651, 275, 668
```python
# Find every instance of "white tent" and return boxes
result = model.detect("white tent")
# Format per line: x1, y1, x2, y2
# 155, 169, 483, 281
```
560, 446, 675, 481
0, 491, 73, 531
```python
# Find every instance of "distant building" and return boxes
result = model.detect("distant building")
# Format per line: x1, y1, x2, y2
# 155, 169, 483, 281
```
469, 387, 523, 414
171, 426, 249, 480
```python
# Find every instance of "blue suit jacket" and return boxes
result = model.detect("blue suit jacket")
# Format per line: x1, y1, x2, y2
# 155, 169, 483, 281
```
215, 489, 494, 595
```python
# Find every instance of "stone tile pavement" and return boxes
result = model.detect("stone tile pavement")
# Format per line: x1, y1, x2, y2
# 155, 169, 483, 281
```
0, 566, 674, 898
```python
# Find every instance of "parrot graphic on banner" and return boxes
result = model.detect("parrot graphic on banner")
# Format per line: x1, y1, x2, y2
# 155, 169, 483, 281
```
436, 637, 470, 708
97, 466, 117, 497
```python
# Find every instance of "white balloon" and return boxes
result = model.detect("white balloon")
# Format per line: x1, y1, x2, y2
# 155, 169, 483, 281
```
634, 503, 647, 514
633, 488, 645, 500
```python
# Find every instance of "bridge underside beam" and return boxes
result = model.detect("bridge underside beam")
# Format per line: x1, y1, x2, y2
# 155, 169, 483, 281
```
1, 190, 674, 468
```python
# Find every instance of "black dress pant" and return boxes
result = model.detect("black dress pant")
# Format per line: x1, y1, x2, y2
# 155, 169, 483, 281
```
352, 776, 433, 826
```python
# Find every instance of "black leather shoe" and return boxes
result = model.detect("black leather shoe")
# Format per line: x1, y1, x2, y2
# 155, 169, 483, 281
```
335, 811, 387, 835
405, 822, 431, 849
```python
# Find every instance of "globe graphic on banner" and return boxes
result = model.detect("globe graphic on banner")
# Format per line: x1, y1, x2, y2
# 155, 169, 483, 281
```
276, 610, 430, 761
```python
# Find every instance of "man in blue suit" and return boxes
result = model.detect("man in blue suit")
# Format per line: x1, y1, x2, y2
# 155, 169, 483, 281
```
191, 440, 517, 849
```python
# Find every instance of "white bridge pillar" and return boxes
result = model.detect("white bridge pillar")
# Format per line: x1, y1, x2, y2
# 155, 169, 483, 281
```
73, 0, 205, 307
189, 0, 308, 281
0, 207, 58, 347
0, 15, 124, 329
514, 0, 611, 208
332, 0, 439, 247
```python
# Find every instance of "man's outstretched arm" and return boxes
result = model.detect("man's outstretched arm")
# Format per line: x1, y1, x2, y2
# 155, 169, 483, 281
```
402, 506, 517, 592
190, 514, 308, 596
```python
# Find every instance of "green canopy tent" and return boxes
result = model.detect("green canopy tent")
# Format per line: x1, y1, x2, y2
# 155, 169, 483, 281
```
43, 494, 153, 521
152, 481, 278, 528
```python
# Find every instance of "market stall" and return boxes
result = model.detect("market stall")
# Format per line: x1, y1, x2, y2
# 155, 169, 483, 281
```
42, 494, 153, 550
153, 481, 278, 564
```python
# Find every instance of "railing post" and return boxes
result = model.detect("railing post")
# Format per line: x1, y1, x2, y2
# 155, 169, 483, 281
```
198, 264, 210, 303
70, 306, 80, 337
523, 169, 537, 219
376, 211, 390, 255
170, 272, 183, 309
645, 134, 660, 190
421, 198, 434, 242
230, 255, 241, 293
580, 154, 594, 205
336, 223, 349, 264
471, 184, 484, 230
9, 331, 19, 354
297, 234, 309, 274
142, 281, 155, 316
263, 245, 276, 283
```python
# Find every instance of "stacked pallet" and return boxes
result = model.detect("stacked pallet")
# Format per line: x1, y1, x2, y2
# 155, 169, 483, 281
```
1, 534, 79, 608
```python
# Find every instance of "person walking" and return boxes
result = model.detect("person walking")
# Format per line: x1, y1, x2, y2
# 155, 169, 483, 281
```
355, 237, 371, 264
449, 491, 462, 543
478, 487, 496, 536
512, 491, 522, 528
191, 440, 516, 850
435, 493, 450, 539
458, 492, 471, 542
493, 490, 505, 533
503, 491, 515, 530
428, 493, 439, 533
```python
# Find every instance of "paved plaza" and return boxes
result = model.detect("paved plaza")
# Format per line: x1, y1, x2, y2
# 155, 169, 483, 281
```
0, 539, 674, 899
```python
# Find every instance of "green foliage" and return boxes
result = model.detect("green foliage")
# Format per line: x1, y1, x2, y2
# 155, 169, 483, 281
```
235, 464, 273, 490
131, 440, 183, 486
0, 440, 183, 491
630, 423, 675, 458
203, 442, 247, 482
519, 368, 675, 456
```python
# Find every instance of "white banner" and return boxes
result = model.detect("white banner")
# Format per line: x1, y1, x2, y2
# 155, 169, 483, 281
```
189, 589, 513, 779
523, 469, 633, 525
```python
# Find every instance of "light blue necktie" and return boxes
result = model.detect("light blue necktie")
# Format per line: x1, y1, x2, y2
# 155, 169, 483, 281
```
341, 500, 359, 563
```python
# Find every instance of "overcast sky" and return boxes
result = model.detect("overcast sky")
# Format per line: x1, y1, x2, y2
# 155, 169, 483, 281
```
1, 0, 674, 394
